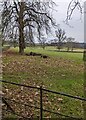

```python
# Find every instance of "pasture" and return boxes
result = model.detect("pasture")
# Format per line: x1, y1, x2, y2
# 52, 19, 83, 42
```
2, 46, 84, 118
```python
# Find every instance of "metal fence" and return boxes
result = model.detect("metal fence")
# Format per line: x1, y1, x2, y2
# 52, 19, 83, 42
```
1, 80, 86, 120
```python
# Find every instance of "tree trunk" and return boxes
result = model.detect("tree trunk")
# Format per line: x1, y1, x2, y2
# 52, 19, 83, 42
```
19, 38, 24, 55
57, 42, 61, 51
19, 26, 25, 54
67, 47, 69, 52
18, 2, 25, 55
71, 47, 73, 51
58, 47, 60, 51
42, 45, 45, 49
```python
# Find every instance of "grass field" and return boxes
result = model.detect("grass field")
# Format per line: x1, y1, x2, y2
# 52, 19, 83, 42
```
2, 46, 84, 118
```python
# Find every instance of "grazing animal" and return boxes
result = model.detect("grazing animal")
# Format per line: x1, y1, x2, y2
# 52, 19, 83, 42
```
30, 52, 33, 55
26, 51, 49, 58
26, 53, 30, 56
41, 55, 48, 58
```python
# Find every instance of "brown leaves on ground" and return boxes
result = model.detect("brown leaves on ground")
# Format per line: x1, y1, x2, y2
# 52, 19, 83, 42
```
2, 51, 84, 78
2, 51, 84, 118
2, 84, 63, 118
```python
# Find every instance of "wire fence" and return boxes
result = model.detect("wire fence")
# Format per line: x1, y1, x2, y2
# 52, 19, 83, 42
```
1, 80, 86, 120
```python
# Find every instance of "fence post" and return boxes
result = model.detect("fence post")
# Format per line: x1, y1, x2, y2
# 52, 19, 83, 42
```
40, 86, 43, 120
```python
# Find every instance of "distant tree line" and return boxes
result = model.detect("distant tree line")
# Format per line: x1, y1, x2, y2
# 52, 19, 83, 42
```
49, 41, 84, 49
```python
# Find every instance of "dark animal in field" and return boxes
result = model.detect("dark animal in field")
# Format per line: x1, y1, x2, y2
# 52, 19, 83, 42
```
26, 52, 36, 56
26, 52, 49, 58
26, 52, 42, 56
41, 55, 48, 58
26, 53, 30, 56
29, 52, 33, 55
30, 52, 42, 56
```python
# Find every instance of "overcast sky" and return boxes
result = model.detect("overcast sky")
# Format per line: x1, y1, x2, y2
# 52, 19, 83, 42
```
50, 0, 85, 43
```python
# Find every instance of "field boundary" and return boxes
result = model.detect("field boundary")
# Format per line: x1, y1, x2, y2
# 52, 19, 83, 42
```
48, 50, 84, 53
1, 80, 86, 120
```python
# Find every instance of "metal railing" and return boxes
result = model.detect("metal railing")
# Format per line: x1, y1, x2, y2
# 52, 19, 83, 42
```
0, 80, 86, 120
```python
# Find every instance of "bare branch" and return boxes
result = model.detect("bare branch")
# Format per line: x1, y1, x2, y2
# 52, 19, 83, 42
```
65, 0, 82, 24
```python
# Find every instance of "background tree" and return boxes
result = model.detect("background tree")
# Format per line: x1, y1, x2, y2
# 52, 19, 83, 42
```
39, 36, 47, 49
55, 28, 66, 51
1, 0, 56, 54
66, 37, 75, 51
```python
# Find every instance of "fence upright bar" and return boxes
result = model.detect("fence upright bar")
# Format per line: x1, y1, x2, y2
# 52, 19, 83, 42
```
40, 86, 43, 120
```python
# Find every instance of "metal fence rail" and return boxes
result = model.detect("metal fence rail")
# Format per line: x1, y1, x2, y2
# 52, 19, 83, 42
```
1, 80, 86, 120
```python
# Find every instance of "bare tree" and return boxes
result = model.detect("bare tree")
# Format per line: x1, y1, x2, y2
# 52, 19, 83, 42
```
1, 0, 56, 54
66, 37, 75, 51
55, 28, 66, 51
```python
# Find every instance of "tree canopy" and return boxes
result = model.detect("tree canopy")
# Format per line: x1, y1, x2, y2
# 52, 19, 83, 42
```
1, 0, 56, 54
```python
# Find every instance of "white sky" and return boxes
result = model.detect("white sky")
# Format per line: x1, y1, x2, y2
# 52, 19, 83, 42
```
50, 0, 86, 43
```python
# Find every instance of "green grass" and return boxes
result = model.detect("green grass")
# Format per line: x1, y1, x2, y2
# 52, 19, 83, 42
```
2, 46, 84, 118
10, 46, 83, 62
